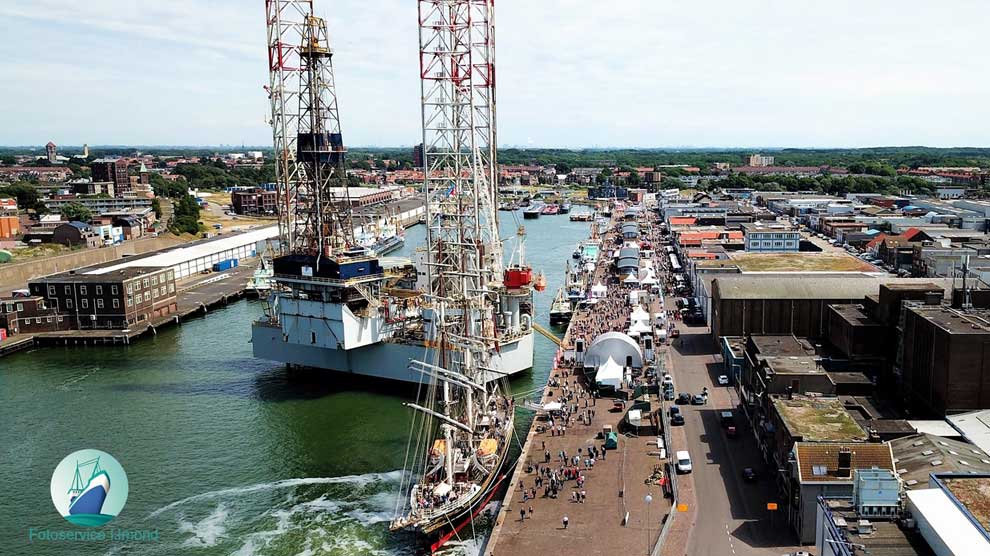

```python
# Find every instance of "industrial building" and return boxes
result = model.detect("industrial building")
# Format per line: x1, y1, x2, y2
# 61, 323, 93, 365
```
900, 304, 990, 417
28, 266, 178, 329
231, 187, 277, 215
84, 225, 278, 280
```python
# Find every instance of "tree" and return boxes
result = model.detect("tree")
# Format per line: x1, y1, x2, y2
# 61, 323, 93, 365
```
150, 172, 188, 198
169, 195, 202, 235
0, 182, 47, 213
0, 155, 15, 166
60, 202, 92, 223
151, 198, 162, 220
627, 169, 642, 186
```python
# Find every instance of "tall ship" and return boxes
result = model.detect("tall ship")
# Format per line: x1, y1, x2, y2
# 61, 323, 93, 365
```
391, 1, 520, 551
250, 0, 535, 385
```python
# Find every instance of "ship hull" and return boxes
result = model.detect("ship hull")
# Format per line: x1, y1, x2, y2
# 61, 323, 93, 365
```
252, 324, 535, 384
549, 310, 572, 326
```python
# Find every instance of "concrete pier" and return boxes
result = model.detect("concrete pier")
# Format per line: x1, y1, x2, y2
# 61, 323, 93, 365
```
486, 209, 673, 556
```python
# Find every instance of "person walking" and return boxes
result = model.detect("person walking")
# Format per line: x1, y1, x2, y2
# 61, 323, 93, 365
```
562, 515, 569, 529
520, 508, 526, 521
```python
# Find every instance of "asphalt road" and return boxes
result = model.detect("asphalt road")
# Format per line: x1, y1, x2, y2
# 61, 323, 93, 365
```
667, 317, 803, 556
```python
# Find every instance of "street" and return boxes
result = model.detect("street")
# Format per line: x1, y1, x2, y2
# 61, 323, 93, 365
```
666, 316, 803, 556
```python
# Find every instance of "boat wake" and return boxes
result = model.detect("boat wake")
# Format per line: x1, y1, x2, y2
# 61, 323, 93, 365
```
147, 471, 415, 556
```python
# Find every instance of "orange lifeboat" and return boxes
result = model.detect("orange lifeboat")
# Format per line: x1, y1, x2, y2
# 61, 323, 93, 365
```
534, 272, 547, 292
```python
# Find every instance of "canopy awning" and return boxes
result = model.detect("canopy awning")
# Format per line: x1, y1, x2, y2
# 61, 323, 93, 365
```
542, 401, 563, 412
595, 357, 623, 389
623, 273, 639, 284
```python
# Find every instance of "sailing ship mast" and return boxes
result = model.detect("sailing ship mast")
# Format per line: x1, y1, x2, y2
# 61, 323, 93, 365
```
393, 0, 518, 545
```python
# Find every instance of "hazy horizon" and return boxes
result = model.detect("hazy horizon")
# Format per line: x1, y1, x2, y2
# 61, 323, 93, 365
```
3, 1, 988, 148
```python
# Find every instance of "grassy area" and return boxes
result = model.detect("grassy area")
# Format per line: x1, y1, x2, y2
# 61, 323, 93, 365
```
775, 398, 867, 442
727, 252, 876, 273
8, 243, 76, 262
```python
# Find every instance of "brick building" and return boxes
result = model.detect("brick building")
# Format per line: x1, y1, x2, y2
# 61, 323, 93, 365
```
28, 267, 178, 330
91, 158, 132, 197
231, 188, 277, 215
0, 296, 65, 335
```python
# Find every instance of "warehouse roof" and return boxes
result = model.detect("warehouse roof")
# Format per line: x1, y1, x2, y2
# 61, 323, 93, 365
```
890, 433, 990, 489
713, 275, 955, 301
85, 226, 278, 275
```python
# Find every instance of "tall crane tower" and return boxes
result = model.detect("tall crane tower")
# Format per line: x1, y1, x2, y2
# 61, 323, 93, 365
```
265, 0, 352, 259
418, 0, 503, 318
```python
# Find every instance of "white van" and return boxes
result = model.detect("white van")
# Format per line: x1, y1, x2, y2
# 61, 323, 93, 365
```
675, 450, 692, 473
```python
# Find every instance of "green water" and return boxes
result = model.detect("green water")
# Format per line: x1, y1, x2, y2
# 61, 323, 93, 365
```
0, 212, 591, 555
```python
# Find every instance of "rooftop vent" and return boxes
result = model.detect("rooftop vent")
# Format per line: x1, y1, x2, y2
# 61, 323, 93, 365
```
906, 479, 919, 486
922, 450, 934, 456
930, 460, 943, 466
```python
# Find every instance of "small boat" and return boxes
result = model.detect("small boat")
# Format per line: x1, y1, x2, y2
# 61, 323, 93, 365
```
549, 287, 573, 326
569, 212, 593, 222
523, 206, 541, 219
540, 204, 559, 216
559, 203, 571, 214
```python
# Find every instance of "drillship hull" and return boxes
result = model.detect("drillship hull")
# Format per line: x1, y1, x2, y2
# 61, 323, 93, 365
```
252, 324, 535, 384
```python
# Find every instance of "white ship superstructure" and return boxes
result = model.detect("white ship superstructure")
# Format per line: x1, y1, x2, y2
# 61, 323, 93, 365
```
251, 0, 534, 384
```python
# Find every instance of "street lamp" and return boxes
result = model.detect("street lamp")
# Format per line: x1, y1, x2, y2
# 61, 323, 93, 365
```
645, 493, 653, 556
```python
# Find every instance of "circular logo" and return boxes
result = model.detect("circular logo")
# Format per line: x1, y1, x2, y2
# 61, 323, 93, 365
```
50, 449, 128, 527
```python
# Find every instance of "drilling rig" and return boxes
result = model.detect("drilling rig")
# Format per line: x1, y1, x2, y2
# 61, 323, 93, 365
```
253, 0, 535, 388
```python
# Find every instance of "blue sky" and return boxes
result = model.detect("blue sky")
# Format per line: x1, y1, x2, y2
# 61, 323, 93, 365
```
2, 0, 988, 148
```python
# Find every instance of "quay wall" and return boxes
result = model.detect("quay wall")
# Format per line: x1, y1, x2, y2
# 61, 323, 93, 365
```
0, 236, 183, 294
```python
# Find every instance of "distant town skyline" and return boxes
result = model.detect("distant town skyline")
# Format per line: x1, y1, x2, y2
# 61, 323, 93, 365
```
3, 0, 989, 148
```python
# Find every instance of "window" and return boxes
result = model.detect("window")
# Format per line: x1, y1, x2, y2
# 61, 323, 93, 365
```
126, 297, 133, 308
16, 303, 23, 312
143, 278, 149, 288
113, 299, 120, 309
159, 273, 166, 283
57, 316, 63, 322
144, 292, 150, 302
66, 299, 73, 309
111, 285, 118, 295
96, 299, 104, 309
95, 285, 102, 295
46, 317, 53, 323
81, 299, 88, 309
127, 284, 133, 294
65, 285, 71, 295
48, 285, 56, 296
169, 284, 175, 293
153, 289, 159, 299
151, 276, 158, 286
167, 271, 174, 281
80, 285, 87, 295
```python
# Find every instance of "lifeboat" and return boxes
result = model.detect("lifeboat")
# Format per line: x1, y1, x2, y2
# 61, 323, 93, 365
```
534, 272, 547, 292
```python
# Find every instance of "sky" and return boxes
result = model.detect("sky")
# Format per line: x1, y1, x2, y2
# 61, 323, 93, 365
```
1, 0, 988, 149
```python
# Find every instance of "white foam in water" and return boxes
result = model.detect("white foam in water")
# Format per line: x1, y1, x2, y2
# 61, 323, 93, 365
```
177, 503, 229, 547
148, 470, 403, 518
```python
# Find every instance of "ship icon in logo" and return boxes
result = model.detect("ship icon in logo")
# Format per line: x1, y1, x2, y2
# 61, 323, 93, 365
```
51, 449, 128, 527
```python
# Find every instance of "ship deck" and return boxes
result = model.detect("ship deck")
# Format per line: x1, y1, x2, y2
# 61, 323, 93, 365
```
486, 210, 673, 556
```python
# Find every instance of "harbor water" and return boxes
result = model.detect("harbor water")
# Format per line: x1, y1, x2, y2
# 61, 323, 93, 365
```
0, 210, 593, 556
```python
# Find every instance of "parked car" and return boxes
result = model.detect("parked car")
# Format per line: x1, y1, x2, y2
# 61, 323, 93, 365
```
669, 406, 681, 417
671, 413, 685, 426
675, 450, 692, 473
717, 375, 729, 386
742, 467, 758, 482
691, 394, 706, 405
677, 393, 692, 405
670, 328, 680, 338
